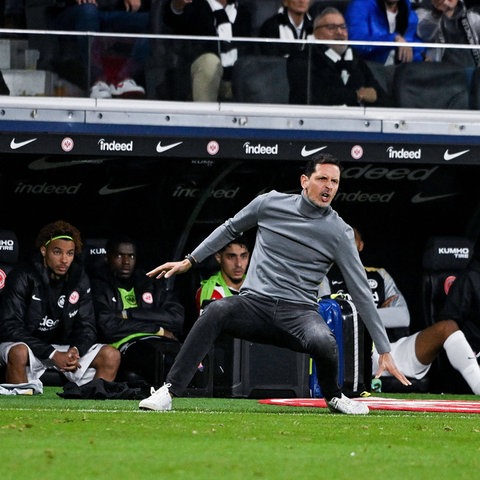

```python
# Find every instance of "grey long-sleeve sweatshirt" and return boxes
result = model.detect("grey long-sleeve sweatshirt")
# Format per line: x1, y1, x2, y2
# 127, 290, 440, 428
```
191, 190, 391, 354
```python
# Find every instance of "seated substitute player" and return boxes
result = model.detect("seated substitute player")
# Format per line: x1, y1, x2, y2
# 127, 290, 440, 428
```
91, 234, 184, 387
0, 220, 120, 393
195, 238, 250, 313
195, 237, 250, 379
319, 227, 480, 394
318, 227, 410, 331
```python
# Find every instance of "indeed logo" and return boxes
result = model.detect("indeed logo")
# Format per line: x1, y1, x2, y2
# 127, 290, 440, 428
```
0, 240, 14, 251
173, 185, 240, 199
387, 146, 422, 160
335, 190, 394, 203
438, 247, 469, 259
243, 142, 278, 155
98, 138, 133, 152
15, 182, 81, 194
39, 315, 60, 331
342, 163, 437, 181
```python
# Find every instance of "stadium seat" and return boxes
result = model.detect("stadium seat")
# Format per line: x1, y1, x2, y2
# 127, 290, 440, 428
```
365, 61, 396, 100
393, 62, 473, 109
80, 238, 108, 279
24, 0, 87, 90
232, 55, 289, 104
0, 229, 19, 293
421, 235, 474, 327
468, 66, 480, 109
238, 0, 279, 36
421, 235, 475, 393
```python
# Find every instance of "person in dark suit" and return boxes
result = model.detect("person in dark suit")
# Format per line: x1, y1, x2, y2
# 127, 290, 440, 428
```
287, 7, 394, 106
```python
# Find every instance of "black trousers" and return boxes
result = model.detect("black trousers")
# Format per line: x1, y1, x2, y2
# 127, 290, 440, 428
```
166, 293, 341, 400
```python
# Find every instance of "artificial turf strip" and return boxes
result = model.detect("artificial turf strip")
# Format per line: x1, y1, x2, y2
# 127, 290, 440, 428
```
0, 388, 479, 479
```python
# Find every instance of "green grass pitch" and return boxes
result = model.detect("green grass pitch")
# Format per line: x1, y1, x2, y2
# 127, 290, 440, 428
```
1, 388, 479, 479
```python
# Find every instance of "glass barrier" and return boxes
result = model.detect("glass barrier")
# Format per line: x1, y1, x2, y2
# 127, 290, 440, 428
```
0, 27, 479, 111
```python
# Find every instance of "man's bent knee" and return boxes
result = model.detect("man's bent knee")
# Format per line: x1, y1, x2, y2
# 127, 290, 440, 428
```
191, 53, 222, 77
435, 319, 460, 338
191, 53, 223, 102
306, 330, 338, 359
99, 345, 121, 366
7, 344, 29, 367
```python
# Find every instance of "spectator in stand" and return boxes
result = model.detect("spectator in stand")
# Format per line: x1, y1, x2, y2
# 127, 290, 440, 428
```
416, 0, 480, 67
195, 238, 250, 313
91, 234, 184, 387
48, 0, 151, 98
162, 0, 252, 102
345, 0, 425, 65
0, 220, 120, 394
319, 226, 480, 394
3, 0, 26, 29
258, 0, 313, 57
287, 7, 395, 106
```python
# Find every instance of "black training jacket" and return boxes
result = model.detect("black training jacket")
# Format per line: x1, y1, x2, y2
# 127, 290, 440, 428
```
91, 266, 184, 344
0, 254, 97, 359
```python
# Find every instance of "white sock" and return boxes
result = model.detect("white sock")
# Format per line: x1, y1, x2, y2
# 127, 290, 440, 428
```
443, 330, 480, 395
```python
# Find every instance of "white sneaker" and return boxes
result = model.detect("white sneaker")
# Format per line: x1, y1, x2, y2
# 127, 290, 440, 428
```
90, 81, 112, 99
110, 78, 145, 98
139, 383, 172, 411
327, 394, 369, 415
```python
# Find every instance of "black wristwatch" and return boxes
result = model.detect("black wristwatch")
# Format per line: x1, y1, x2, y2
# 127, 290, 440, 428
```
185, 253, 197, 266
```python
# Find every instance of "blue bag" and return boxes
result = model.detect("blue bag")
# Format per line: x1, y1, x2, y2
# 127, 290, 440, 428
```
311, 298, 367, 398
310, 299, 344, 397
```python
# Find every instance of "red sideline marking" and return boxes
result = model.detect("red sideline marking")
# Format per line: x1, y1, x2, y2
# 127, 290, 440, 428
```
258, 397, 480, 414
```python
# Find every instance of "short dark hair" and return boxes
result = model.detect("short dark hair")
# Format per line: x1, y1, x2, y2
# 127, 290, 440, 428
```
106, 234, 137, 254
35, 220, 83, 255
218, 237, 251, 254
303, 152, 342, 177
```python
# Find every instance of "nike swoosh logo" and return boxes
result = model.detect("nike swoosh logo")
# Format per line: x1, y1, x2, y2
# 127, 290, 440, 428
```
444, 149, 470, 161
32, 295, 41, 301
301, 146, 327, 157
156, 141, 183, 153
10, 138, 37, 150
411, 193, 458, 204
29, 157, 106, 171
98, 184, 148, 195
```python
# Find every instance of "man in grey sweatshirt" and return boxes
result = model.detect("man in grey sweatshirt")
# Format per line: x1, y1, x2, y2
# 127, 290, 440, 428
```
139, 153, 410, 414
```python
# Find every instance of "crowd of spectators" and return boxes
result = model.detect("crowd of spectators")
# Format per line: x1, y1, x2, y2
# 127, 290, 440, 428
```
2, 1, 480, 105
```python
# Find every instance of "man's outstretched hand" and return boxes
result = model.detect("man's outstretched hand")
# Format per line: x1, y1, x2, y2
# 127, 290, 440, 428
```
147, 259, 192, 279
375, 352, 412, 386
